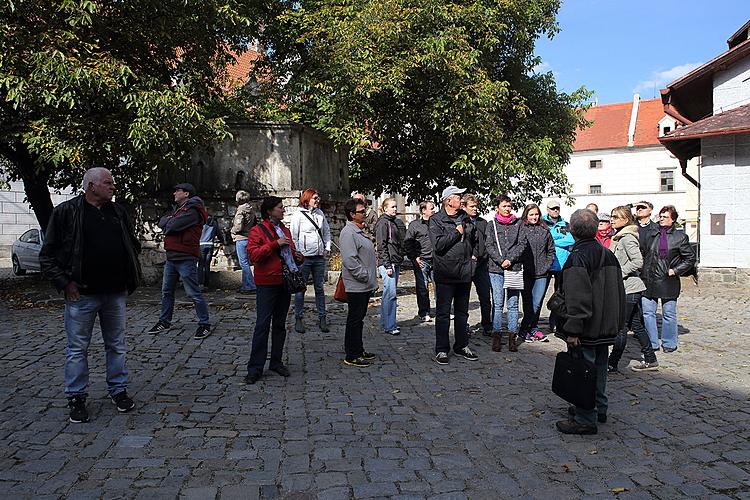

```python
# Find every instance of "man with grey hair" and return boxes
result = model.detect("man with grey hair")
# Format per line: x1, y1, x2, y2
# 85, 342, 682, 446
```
40, 167, 142, 423
554, 209, 625, 435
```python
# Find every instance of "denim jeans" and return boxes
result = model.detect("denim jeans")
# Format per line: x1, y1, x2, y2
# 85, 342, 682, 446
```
489, 272, 520, 333
294, 255, 327, 320
379, 265, 400, 332
520, 276, 548, 333
472, 262, 493, 333
198, 245, 213, 288
571, 345, 609, 426
642, 297, 678, 350
412, 259, 433, 318
609, 292, 656, 367
435, 281, 471, 354
159, 258, 210, 327
64, 292, 128, 398
235, 239, 257, 291
345, 291, 372, 360
247, 285, 291, 376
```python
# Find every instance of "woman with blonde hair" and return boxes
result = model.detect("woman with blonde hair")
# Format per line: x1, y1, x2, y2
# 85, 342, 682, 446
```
608, 205, 658, 372
375, 197, 405, 335
231, 190, 257, 294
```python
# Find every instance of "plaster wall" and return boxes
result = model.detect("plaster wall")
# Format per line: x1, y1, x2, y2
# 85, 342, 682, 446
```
713, 56, 750, 113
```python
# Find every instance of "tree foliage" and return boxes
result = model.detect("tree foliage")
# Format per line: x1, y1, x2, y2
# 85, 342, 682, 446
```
260, 0, 590, 205
0, 0, 262, 228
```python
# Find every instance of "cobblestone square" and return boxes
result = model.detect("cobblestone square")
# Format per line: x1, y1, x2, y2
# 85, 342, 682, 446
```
1, 267, 749, 499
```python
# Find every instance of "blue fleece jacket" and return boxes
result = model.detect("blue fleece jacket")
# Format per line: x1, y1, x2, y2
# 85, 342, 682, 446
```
543, 214, 575, 272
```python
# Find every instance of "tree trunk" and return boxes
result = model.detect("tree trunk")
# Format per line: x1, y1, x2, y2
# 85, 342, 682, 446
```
13, 142, 54, 233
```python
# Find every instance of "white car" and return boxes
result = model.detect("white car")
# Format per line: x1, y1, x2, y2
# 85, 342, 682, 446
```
11, 228, 44, 275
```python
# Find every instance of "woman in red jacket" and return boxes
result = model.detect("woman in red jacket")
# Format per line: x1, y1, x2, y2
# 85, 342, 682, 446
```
244, 196, 304, 384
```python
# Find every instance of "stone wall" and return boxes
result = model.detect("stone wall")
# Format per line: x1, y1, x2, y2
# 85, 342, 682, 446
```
696, 266, 750, 286
137, 121, 350, 286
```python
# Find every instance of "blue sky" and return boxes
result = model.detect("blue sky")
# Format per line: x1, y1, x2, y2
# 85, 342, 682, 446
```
535, 1, 749, 104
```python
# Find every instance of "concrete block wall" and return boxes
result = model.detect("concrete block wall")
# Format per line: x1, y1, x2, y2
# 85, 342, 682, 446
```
0, 180, 75, 257
713, 56, 750, 114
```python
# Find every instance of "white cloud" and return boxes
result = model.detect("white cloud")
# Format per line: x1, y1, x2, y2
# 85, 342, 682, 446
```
633, 62, 703, 95
533, 61, 553, 74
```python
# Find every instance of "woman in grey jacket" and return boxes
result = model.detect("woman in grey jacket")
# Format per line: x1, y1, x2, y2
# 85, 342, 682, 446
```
519, 204, 555, 342
340, 198, 378, 367
607, 206, 658, 372
485, 194, 526, 352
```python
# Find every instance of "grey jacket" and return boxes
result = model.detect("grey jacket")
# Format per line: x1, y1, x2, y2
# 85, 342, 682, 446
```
520, 222, 555, 278
610, 224, 646, 295
485, 217, 525, 273
340, 221, 378, 293
231, 203, 257, 242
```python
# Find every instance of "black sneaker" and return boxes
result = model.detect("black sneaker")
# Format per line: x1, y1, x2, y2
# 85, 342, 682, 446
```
568, 406, 607, 423
343, 357, 371, 367
454, 346, 478, 361
662, 346, 677, 353
556, 419, 597, 435
360, 351, 376, 360
631, 361, 659, 372
111, 391, 135, 413
607, 364, 619, 373
434, 352, 449, 365
269, 364, 291, 377
68, 397, 89, 423
147, 321, 170, 335
194, 325, 211, 340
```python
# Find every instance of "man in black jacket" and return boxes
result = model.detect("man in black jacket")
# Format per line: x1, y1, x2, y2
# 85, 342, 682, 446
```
428, 186, 479, 365
462, 193, 492, 336
554, 209, 625, 435
40, 167, 142, 424
404, 200, 435, 321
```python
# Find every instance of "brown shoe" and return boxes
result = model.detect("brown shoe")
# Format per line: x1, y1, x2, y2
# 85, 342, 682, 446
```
492, 331, 502, 352
508, 331, 518, 352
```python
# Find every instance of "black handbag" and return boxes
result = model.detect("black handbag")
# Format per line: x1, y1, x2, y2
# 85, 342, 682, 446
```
552, 349, 597, 410
258, 223, 307, 294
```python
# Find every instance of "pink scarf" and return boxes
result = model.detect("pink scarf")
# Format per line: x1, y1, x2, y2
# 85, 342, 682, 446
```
495, 212, 516, 225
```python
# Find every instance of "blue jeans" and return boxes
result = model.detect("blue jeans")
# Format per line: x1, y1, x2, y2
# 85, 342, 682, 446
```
571, 345, 609, 426
294, 255, 327, 320
413, 259, 432, 318
379, 265, 400, 332
235, 240, 257, 291
642, 297, 678, 350
159, 258, 210, 327
520, 276, 548, 333
247, 285, 291, 376
64, 293, 128, 398
489, 272, 520, 333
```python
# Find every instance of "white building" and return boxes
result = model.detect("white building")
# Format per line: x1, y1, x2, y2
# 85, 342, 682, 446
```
660, 20, 750, 283
546, 95, 699, 240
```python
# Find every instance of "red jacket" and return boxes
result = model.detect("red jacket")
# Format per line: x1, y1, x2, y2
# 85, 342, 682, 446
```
248, 220, 304, 285
163, 198, 208, 257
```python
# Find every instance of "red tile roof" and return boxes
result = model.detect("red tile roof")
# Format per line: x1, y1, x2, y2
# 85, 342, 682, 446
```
573, 98, 665, 151
661, 102, 750, 141
225, 49, 263, 88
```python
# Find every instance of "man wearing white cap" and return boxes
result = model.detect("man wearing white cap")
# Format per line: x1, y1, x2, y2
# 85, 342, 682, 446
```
428, 186, 480, 365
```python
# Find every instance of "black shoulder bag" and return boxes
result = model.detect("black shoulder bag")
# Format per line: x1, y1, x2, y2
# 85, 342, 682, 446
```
258, 223, 307, 294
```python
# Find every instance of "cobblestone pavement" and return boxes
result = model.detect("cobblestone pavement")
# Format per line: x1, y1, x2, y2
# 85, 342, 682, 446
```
1, 265, 750, 499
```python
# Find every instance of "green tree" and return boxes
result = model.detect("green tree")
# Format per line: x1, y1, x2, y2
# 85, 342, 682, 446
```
261, 0, 590, 204
0, 0, 262, 230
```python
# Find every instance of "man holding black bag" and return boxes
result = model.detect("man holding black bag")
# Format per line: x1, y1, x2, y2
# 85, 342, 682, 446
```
552, 209, 625, 435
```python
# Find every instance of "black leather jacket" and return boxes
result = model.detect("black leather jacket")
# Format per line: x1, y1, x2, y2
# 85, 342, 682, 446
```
428, 208, 476, 284
641, 225, 695, 300
39, 195, 143, 294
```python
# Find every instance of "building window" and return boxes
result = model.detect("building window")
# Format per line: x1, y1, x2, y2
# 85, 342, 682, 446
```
660, 171, 674, 192
589, 160, 602, 169
589, 184, 602, 195
662, 126, 671, 135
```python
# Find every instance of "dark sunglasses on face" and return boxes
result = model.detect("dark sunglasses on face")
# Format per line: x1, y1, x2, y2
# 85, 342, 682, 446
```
354, 209, 366, 214
548, 206, 560, 211
636, 205, 648, 210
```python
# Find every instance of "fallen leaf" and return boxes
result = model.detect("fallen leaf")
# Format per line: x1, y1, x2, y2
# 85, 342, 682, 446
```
630, 400, 640, 406
611, 487, 628, 493
345, 412, 354, 416
588, 449, 598, 455
392, 389, 400, 394
561, 464, 569, 473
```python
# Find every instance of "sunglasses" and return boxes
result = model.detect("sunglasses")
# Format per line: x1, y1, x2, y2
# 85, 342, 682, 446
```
635, 205, 648, 210
354, 209, 366, 214
548, 206, 560, 211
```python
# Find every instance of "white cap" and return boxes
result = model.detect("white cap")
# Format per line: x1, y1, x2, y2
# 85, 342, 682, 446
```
440, 186, 466, 202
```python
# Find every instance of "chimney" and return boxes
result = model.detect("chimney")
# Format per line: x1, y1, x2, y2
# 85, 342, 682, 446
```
627, 93, 640, 147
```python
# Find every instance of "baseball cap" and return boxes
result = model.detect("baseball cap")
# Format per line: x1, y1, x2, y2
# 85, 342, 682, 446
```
547, 199, 561, 209
440, 186, 466, 202
174, 183, 196, 196
597, 212, 611, 222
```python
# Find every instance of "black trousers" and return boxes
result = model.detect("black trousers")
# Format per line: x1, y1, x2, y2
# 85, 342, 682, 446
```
198, 246, 213, 288
412, 259, 432, 318
472, 261, 493, 333
247, 285, 291, 376
609, 292, 657, 366
344, 291, 372, 360
435, 282, 471, 354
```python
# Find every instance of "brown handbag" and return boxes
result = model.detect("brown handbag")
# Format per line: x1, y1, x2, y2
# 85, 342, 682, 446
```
334, 274, 347, 303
